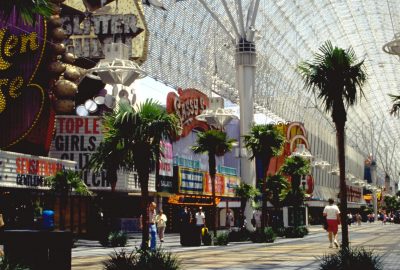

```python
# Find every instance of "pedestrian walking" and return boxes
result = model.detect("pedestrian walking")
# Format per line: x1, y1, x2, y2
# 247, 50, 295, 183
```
156, 209, 167, 242
179, 206, 193, 246
356, 213, 362, 226
226, 209, 234, 230
195, 207, 206, 242
140, 202, 157, 251
323, 198, 340, 248
252, 209, 262, 230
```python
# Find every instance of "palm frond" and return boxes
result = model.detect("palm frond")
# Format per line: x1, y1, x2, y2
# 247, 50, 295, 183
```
191, 130, 236, 157
0, 0, 54, 25
389, 94, 400, 117
298, 40, 367, 123
46, 170, 92, 196
279, 156, 310, 176
87, 99, 180, 189
243, 124, 285, 161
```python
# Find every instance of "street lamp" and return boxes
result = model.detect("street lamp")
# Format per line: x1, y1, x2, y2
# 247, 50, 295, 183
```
196, 107, 238, 130
370, 161, 378, 221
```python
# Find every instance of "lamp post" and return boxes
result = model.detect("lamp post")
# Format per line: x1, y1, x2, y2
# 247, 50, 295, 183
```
196, 0, 261, 230
196, 103, 238, 230
370, 161, 378, 221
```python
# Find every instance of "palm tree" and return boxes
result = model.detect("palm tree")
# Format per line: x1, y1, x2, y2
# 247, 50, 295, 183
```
266, 174, 289, 228
88, 100, 179, 250
46, 170, 92, 230
192, 130, 236, 236
243, 124, 285, 229
0, 0, 54, 25
389, 94, 400, 116
298, 40, 367, 248
279, 155, 310, 227
234, 183, 260, 228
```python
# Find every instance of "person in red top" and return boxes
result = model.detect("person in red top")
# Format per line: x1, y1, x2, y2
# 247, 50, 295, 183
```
323, 198, 341, 248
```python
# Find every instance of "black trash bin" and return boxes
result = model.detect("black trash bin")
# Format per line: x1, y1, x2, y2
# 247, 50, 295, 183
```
180, 223, 201, 246
3, 230, 72, 270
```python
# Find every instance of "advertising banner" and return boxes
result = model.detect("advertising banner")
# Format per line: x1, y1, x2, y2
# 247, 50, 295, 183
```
159, 141, 173, 177
0, 150, 76, 189
49, 116, 107, 189
224, 175, 240, 197
166, 88, 210, 138
0, 11, 54, 151
178, 167, 204, 194
347, 185, 362, 203
49, 116, 156, 192
204, 173, 225, 196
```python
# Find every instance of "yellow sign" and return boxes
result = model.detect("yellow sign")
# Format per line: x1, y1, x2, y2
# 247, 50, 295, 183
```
168, 194, 221, 206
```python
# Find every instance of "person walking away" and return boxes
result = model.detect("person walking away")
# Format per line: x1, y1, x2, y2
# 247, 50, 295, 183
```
156, 209, 167, 242
347, 213, 353, 226
382, 211, 387, 225
356, 213, 362, 226
140, 202, 157, 251
323, 198, 340, 248
252, 209, 262, 230
195, 207, 206, 242
226, 209, 234, 231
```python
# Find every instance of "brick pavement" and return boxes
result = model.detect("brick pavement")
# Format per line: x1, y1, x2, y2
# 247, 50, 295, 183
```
71, 222, 399, 269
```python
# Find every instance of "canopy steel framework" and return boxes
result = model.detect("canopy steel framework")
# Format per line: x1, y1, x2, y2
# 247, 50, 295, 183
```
140, 0, 400, 186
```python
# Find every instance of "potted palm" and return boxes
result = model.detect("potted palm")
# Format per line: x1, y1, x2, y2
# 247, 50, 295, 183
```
46, 170, 92, 230
266, 174, 289, 229
279, 156, 310, 228
192, 130, 236, 236
234, 183, 260, 228
298, 41, 367, 248
243, 124, 285, 230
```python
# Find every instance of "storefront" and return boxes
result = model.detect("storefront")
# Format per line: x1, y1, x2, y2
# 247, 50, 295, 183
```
48, 115, 158, 235
160, 157, 241, 232
0, 150, 76, 229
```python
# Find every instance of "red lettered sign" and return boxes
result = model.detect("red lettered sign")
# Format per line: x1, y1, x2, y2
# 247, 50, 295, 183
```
166, 88, 210, 138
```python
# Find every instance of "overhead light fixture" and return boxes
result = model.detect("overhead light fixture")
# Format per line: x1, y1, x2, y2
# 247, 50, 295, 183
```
290, 144, 313, 159
328, 166, 340, 176
383, 33, 400, 55
86, 43, 147, 87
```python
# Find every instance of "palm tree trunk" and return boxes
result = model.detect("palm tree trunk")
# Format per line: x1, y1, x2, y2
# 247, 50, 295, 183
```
261, 159, 271, 230
240, 198, 247, 228
140, 170, 150, 250
209, 153, 217, 236
336, 123, 349, 249
292, 175, 301, 227
60, 192, 67, 230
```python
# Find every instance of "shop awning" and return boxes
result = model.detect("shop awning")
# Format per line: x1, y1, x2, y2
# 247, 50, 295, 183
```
312, 185, 338, 201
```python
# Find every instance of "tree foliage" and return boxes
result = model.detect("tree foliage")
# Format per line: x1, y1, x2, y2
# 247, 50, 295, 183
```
243, 124, 285, 161
298, 40, 366, 125
88, 99, 179, 250
46, 170, 91, 197
192, 129, 235, 235
0, 0, 54, 25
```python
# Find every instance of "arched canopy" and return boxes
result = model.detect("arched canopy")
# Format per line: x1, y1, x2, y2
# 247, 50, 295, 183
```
139, 0, 400, 181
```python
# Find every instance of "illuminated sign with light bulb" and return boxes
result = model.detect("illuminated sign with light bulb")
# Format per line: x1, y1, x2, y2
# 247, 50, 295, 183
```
0, 13, 48, 149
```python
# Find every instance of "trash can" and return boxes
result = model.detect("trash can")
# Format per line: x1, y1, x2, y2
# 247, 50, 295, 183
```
180, 223, 201, 246
3, 230, 71, 270
42, 210, 54, 230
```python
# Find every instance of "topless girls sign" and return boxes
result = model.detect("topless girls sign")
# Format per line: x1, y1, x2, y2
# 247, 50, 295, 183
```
166, 88, 210, 138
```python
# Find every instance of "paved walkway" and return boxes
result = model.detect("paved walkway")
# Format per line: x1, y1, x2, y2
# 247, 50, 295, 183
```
72, 222, 399, 269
